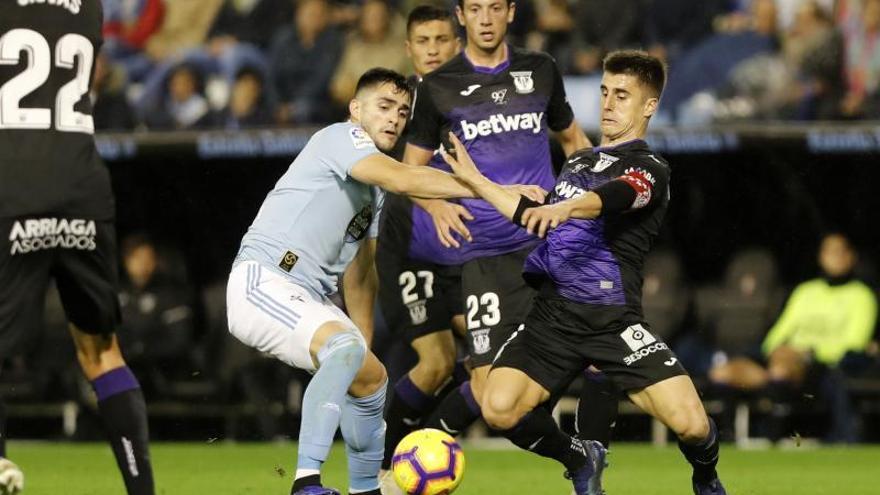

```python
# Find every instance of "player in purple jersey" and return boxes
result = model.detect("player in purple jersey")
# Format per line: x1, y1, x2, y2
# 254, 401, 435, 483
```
400, 0, 618, 484
440, 51, 727, 495
376, 7, 468, 492
0, 2, 155, 493
402, 0, 574, 423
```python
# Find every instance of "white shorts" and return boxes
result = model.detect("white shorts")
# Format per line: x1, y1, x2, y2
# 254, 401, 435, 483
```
226, 261, 355, 372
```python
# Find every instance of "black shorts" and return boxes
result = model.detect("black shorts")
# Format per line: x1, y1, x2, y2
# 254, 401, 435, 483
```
461, 248, 537, 367
377, 249, 463, 342
0, 216, 121, 358
493, 295, 688, 393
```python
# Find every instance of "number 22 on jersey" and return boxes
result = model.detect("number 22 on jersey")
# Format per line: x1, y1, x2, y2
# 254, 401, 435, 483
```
0, 28, 94, 133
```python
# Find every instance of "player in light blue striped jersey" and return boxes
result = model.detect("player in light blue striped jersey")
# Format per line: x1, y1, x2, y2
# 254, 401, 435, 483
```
226, 68, 487, 495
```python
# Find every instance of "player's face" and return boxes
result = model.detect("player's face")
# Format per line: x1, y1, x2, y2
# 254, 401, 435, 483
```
599, 73, 658, 144
350, 83, 411, 151
406, 20, 460, 77
456, 0, 514, 53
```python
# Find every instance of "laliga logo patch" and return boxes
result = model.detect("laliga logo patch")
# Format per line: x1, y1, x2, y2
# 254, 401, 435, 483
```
349, 126, 375, 150
510, 71, 535, 94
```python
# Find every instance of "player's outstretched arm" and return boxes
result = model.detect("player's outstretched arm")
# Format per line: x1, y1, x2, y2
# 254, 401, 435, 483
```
403, 143, 475, 248
350, 152, 477, 199
439, 133, 526, 220
520, 193, 603, 238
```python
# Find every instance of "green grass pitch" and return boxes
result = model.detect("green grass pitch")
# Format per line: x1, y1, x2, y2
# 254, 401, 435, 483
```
8, 441, 879, 494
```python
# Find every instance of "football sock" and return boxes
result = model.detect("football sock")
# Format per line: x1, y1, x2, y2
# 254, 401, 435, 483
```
424, 381, 481, 437
341, 380, 388, 493
91, 366, 155, 495
576, 370, 618, 448
451, 359, 470, 387
502, 408, 587, 472
382, 375, 434, 469
678, 417, 720, 484
297, 330, 366, 477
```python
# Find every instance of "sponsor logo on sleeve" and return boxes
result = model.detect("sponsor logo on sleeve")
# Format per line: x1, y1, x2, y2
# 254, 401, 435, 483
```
619, 167, 656, 210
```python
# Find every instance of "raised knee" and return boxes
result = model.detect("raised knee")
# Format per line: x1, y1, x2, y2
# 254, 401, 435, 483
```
675, 411, 710, 444
482, 392, 522, 431
320, 329, 367, 365
355, 364, 387, 397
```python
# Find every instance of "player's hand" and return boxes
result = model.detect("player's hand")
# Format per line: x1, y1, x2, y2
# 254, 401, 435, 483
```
440, 132, 484, 185
505, 184, 548, 204
521, 202, 572, 238
423, 199, 474, 248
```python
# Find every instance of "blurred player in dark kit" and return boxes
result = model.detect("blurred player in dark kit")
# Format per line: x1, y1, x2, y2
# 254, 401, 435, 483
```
0, 1, 155, 493
375, 6, 468, 490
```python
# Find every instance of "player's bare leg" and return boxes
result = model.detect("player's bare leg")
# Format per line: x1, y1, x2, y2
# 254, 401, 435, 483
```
70, 325, 154, 495
628, 376, 726, 495
482, 367, 606, 495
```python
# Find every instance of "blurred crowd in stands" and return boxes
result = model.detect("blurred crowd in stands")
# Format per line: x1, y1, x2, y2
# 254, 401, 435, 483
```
93, 0, 880, 132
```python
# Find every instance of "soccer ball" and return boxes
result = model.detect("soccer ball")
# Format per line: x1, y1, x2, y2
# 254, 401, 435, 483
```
391, 428, 465, 495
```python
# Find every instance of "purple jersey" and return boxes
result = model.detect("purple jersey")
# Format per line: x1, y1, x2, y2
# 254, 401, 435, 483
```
407, 46, 574, 263
524, 140, 670, 327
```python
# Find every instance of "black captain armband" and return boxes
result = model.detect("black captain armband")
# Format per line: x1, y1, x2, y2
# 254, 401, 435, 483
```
512, 195, 543, 226
593, 179, 639, 215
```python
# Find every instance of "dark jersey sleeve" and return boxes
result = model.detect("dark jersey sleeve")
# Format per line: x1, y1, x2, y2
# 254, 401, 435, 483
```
407, 81, 444, 150
594, 157, 670, 215
545, 58, 575, 132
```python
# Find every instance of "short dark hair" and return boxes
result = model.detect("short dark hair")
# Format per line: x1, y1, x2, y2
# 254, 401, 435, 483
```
407, 5, 456, 35
355, 68, 413, 100
603, 50, 667, 98
456, 0, 513, 9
